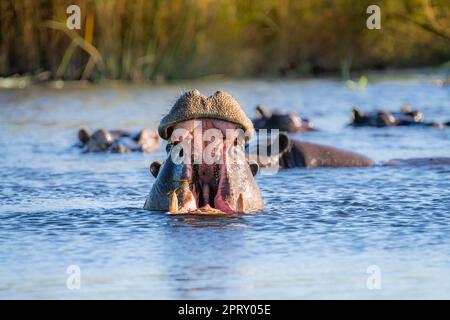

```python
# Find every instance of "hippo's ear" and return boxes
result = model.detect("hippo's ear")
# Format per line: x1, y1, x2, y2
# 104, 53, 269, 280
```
150, 160, 163, 178
277, 132, 290, 154
255, 105, 272, 119
78, 128, 91, 144
351, 108, 364, 121
248, 160, 259, 176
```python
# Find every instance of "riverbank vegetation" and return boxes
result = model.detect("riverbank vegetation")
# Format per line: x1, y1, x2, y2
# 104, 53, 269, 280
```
1, 0, 449, 82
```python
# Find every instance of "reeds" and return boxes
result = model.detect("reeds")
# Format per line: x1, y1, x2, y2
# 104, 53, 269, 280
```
0, 0, 449, 81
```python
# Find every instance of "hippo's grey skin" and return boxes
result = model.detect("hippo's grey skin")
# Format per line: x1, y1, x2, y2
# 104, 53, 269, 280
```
350, 106, 446, 128
78, 128, 160, 153
251, 132, 450, 169
252, 106, 316, 133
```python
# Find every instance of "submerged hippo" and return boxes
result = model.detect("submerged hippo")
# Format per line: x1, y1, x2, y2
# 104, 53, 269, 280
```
78, 128, 160, 153
252, 105, 316, 133
144, 90, 264, 214
249, 132, 374, 169
350, 105, 446, 128
251, 132, 450, 169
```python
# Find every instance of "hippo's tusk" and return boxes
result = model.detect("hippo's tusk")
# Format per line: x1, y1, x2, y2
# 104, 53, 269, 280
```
169, 191, 178, 213
236, 193, 244, 213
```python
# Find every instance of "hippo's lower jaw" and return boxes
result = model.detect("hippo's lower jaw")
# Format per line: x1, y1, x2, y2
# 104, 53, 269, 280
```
168, 191, 241, 214
167, 163, 249, 214
144, 152, 264, 214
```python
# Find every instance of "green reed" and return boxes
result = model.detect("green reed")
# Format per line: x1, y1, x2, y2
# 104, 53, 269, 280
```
0, 0, 449, 82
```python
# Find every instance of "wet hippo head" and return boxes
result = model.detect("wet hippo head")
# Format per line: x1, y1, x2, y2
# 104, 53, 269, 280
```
133, 129, 160, 152
144, 90, 264, 214
253, 105, 315, 133
351, 106, 426, 127
78, 128, 115, 152
78, 127, 160, 153
84, 128, 114, 152
351, 108, 396, 127
397, 105, 424, 124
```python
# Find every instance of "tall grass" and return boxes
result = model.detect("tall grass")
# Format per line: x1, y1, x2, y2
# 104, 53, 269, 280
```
0, 0, 449, 81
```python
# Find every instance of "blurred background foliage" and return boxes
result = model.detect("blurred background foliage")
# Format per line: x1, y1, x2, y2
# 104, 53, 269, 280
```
0, 0, 449, 82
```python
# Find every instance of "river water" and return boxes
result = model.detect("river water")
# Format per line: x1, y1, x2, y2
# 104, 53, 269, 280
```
1, 72, 450, 299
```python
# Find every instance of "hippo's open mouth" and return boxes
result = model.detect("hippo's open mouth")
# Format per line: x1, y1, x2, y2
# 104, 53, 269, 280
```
169, 163, 244, 215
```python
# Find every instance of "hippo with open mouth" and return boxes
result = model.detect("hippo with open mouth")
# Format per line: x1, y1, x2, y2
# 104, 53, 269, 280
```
144, 90, 264, 214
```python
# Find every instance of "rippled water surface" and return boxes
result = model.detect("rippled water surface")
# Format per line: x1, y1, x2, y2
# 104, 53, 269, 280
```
1, 73, 450, 299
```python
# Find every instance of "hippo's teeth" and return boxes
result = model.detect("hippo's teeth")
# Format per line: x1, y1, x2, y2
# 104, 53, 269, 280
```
236, 193, 244, 213
169, 191, 178, 213
191, 184, 198, 203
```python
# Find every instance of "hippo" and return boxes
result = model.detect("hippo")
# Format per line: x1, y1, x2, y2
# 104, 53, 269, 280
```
249, 132, 374, 169
252, 105, 316, 133
144, 90, 264, 214
350, 105, 446, 128
78, 127, 160, 153
250, 132, 450, 169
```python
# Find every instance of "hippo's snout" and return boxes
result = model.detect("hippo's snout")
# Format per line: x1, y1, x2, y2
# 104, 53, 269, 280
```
145, 157, 264, 214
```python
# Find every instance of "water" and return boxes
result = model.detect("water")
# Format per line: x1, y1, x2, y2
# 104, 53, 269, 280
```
1, 73, 450, 299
